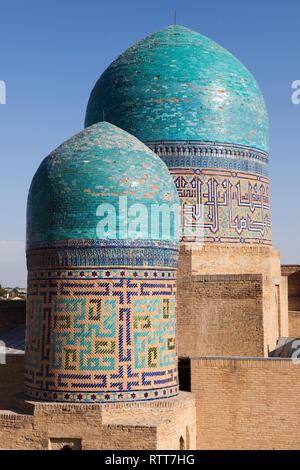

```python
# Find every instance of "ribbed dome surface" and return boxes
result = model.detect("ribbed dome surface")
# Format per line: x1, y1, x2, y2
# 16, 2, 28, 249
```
85, 25, 268, 152
27, 121, 179, 246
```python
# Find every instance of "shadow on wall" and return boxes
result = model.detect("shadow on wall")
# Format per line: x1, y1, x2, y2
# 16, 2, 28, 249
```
0, 300, 26, 335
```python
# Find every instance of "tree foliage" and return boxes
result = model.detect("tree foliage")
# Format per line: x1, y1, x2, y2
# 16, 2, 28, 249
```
0, 284, 7, 297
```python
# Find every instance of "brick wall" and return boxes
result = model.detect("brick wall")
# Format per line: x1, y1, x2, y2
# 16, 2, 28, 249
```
289, 312, 300, 337
281, 265, 300, 277
190, 245, 281, 277
279, 276, 289, 338
191, 357, 300, 449
178, 273, 274, 357
177, 246, 285, 358
0, 392, 196, 450
281, 268, 300, 337
0, 355, 24, 409
287, 271, 300, 314
0, 301, 26, 334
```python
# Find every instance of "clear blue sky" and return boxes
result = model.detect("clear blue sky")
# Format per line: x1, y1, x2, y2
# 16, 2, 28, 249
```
0, 0, 299, 286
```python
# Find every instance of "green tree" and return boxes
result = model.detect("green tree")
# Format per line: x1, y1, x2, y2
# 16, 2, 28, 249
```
0, 284, 7, 297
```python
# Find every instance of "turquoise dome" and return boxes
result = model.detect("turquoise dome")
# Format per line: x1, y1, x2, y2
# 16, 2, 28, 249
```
85, 25, 268, 152
27, 121, 179, 247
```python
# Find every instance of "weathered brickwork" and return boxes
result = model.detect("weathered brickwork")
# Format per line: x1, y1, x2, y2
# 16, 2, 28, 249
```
0, 355, 24, 409
289, 312, 300, 337
281, 266, 300, 336
191, 357, 300, 450
0, 392, 196, 450
178, 273, 266, 357
281, 265, 300, 277
189, 245, 282, 276
176, 245, 288, 358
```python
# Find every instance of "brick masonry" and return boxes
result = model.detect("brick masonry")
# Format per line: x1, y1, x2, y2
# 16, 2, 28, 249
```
0, 392, 196, 450
176, 245, 288, 357
191, 357, 300, 450
288, 312, 300, 337
0, 355, 24, 409
281, 266, 300, 337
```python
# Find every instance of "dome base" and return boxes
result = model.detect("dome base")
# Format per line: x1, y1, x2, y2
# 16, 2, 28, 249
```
0, 392, 196, 450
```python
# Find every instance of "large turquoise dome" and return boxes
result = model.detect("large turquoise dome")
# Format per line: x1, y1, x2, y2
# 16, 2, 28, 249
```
27, 121, 179, 247
85, 25, 268, 152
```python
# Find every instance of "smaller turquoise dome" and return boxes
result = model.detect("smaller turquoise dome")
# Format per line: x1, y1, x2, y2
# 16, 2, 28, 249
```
27, 122, 179, 247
